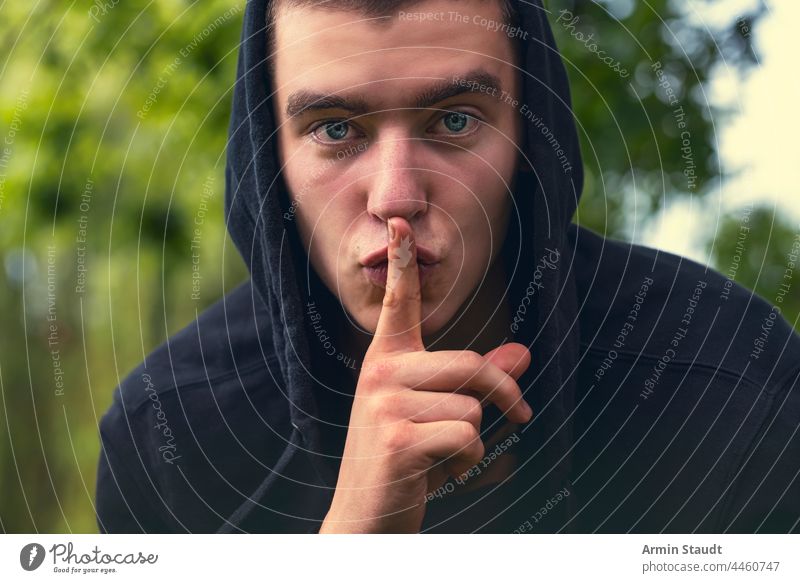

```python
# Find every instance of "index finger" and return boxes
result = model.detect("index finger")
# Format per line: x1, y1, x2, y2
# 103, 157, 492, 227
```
368, 216, 425, 355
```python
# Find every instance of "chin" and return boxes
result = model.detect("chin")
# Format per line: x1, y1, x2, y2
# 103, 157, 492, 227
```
350, 298, 452, 338
419, 303, 456, 338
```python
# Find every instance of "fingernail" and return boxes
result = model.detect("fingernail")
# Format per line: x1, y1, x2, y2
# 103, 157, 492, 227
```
388, 219, 396, 242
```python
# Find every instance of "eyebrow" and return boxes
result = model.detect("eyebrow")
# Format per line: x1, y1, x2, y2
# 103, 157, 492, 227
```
284, 68, 502, 118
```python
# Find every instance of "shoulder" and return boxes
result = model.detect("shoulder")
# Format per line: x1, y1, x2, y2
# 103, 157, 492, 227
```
721, 363, 800, 532
107, 280, 281, 415
96, 280, 293, 532
570, 224, 800, 391
568, 226, 800, 531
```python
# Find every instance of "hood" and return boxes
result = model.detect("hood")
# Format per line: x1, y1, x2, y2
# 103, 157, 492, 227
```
223, 0, 584, 532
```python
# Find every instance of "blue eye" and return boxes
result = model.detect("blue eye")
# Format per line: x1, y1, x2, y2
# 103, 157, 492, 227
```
311, 121, 351, 142
433, 111, 480, 136
324, 121, 349, 140
443, 112, 469, 132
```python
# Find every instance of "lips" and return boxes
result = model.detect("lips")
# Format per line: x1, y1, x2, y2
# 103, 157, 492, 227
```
363, 260, 438, 289
359, 245, 439, 267
360, 243, 440, 289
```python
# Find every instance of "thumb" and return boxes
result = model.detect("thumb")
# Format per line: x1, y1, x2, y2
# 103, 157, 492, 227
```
483, 342, 531, 381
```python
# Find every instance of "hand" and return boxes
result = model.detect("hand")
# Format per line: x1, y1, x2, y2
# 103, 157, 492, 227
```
319, 217, 532, 533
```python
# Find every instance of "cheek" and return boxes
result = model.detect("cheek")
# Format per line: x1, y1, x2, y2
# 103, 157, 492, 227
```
285, 166, 360, 298
449, 154, 513, 252
475, 140, 516, 242
293, 200, 343, 286
278, 135, 370, 310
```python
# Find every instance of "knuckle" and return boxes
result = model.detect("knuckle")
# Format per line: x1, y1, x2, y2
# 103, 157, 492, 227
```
460, 350, 485, 370
506, 378, 523, 400
383, 421, 415, 452
383, 287, 421, 309
470, 438, 486, 463
464, 397, 483, 427
370, 392, 402, 423
381, 288, 399, 309
359, 359, 396, 387
358, 365, 383, 387
454, 420, 479, 446
492, 374, 518, 401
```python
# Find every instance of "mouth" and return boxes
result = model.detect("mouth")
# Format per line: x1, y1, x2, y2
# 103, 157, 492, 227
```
360, 245, 440, 289
360, 244, 439, 267
362, 259, 439, 289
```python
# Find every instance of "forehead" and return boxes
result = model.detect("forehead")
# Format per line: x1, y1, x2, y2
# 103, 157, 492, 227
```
271, 0, 518, 108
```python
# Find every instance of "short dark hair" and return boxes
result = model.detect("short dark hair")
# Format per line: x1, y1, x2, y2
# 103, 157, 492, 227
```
266, 0, 521, 74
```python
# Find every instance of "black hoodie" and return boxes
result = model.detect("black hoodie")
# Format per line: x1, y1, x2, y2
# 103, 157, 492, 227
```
96, 0, 800, 533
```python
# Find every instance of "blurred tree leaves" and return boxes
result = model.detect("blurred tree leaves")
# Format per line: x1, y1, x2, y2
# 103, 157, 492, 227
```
0, 0, 246, 532
554, 0, 797, 331
552, 0, 764, 234
709, 206, 800, 329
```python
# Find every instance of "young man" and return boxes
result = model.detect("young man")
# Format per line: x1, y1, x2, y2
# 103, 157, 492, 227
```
96, 0, 800, 533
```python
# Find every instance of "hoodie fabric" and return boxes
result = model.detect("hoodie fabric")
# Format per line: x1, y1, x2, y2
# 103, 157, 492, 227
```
96, 0, 800, 533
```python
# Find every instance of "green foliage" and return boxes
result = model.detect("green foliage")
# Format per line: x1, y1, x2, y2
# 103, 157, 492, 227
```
1, 0, 247, 532
709, 206, 800, 329
554, 0, 798, 331
553, 0, 763, 235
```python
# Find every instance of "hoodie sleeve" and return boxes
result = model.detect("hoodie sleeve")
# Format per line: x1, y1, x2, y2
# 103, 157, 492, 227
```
719, 366, 800, 533
95, 428, 171, 533
95, 403, 170, 533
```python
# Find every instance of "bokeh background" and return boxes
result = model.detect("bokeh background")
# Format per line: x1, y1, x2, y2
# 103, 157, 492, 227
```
0, 0, 797, 532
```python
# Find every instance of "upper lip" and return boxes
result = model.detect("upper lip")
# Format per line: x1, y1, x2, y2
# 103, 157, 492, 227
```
360, 244, 439, 267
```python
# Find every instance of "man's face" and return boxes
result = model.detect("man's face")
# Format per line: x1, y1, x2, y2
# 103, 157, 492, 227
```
272, 0, 522, 337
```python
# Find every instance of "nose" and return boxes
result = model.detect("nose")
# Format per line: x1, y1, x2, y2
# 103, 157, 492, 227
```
365, 133, 428, 224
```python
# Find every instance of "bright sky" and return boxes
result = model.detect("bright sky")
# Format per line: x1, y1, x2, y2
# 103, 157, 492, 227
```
640, 0, 799, 263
